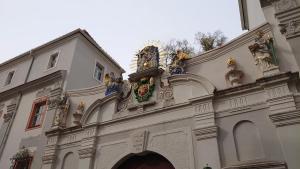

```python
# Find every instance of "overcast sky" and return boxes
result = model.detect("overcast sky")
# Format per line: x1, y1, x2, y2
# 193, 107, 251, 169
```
0, 0, 244, 75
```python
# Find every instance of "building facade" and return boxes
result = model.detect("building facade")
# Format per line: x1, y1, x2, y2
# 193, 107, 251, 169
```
1, 0, 300, 169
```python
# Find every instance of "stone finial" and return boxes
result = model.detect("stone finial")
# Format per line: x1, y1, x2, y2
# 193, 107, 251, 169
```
225, 57, 244, 87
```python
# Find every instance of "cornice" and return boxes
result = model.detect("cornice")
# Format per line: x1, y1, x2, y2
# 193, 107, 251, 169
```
222, 160, 287, 169
67, 84, 106, 97
0, 70, 66, 101
187, 23, 271, 66
215, 72, 298, 97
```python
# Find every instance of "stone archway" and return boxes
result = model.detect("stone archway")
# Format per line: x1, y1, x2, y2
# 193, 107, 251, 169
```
113, 152, 175, 169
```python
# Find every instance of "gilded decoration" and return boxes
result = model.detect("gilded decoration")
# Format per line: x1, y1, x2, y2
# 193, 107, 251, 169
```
133, 77, 155, 102
169, 50, 189, 75
225, 57, 244, 86
104, 72, 123, 96
136, 45, 159, 72
248, 31, 278, 72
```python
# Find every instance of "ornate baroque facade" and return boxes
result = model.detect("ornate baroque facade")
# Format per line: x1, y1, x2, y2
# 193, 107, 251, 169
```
1, 1, 300, 169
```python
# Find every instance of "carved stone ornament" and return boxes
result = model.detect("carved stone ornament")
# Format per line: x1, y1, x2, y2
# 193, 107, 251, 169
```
130, 130, 149, 154
248, 31, 278, 73
136, 45, 159, 72
225, 57, 244, 86
279, 20, 300, 37
274, 0, 298, 13
73, 101, 85, 125
52, 93, 70, 128
159, 82, 174, 107
3, 112, 13, 123
133, 77, 155, 102
168, 50, 189, 75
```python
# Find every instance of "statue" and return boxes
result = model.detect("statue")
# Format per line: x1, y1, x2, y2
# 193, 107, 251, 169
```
53, 93, 70, 127
248, 31, 277, 72
104, 72, 123, 96
168, 50, 189, 75
136, 45, 159, 72
73, 101, 85, 125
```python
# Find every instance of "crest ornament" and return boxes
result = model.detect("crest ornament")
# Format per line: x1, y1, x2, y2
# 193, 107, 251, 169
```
136, 46, 159, 72
133, 77, 155, 102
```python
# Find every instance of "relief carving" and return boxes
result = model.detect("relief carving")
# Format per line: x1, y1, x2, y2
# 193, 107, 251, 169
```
36, 87, 51, 98
52, 93, 70, 128
73, 101, 85, 126
159, 82, 174, 107
130, 130, 149, 154
274, 0, 298, 13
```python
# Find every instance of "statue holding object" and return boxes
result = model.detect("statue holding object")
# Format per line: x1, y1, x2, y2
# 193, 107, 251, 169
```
248, 31, 278, 72
168, 50, 189, 75
53, 93, 70, 127
104, 72, 123, 96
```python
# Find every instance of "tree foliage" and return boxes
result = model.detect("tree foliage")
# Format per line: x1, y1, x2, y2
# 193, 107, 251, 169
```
195, 30, 227, 52
162, 39, 194, 68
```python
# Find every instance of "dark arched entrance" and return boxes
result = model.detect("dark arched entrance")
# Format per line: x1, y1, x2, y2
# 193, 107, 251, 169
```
114, 152, 175, 169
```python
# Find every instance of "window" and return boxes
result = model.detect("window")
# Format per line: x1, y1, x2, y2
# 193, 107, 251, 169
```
47, 52, 59, 69
94, 62, 104, 82
5, 71, 14, 86
26, 99, 47, 129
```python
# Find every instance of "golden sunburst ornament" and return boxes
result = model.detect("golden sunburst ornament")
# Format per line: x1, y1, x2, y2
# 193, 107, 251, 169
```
130, 40, 167, 73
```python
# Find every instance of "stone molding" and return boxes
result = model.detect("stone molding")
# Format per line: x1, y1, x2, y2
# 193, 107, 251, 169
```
187, 23, 271, 66
78, 147, 95, 159
129, 130, 149, 154
42, 154, 56, 164
80, 93, 120, 125
275, 0, 300, 39
0, 70, 65, 101
269, 109, 300, 127
67, 84, 106, 97
193, 125, 218, 140
222, 160, 287, 169
274, 0, 298, 13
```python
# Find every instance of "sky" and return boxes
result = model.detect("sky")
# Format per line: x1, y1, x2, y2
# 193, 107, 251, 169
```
0, 0, 245, 75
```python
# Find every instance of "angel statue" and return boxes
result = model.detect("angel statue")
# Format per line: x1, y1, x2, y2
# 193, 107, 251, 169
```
104, 72, 122, 96
248, 31, 278, 71
168, 50, 189, 75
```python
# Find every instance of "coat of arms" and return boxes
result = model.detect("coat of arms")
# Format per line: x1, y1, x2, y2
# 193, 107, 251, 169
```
133, 77, 155, 102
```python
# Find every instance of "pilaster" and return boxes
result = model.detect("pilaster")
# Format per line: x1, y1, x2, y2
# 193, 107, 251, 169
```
191, 97, 221, 169
78, 126, 97, 169
263, 73, 300, 169
41, 131, 60, 169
